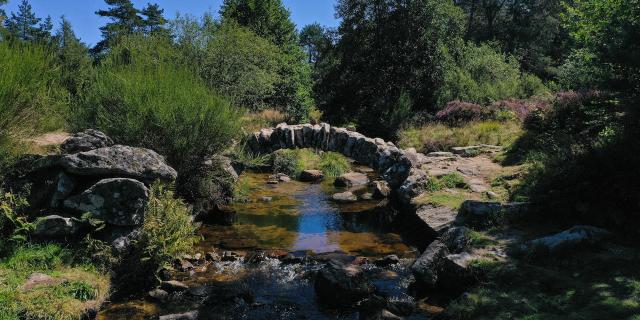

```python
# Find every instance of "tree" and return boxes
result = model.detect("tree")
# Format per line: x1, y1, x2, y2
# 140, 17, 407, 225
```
54, 17, 92, 95
199, 23, 282, 111
454, 0, 572, 80
93, 0, 142, 55
140, 3, 170, 37
0, 0, 7, 25
300, 23, 331, 64
316, 0, 466, 138
562, 0, 640, 94
4, 0, 51, 42
220, 0, 297, 49
219, 0, 313, 121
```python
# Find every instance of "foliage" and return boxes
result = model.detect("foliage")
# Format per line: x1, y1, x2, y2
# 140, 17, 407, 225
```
0, 42, 67, 171
220, 0, 297, 49
70, 35, 242, 176
93, 0, 169, 55
447, 255, 640, 320
454, 0, 572, 80
199, 22, 282, 111
435, 101, 490, 126
437, 42, 548, 107
319, 152, 350, 178
439, 173, 468, 189
3, 0, 52, 42
54, 17, 93, 96
399, 121, 522, 153
272, 148, 320, 179
0, 190, 32, 252
138, 183, 199, 268
316, 0, 466, 139
562, 0, 640, 93
242, 108, 289, 133
219, 0, 314, 122
0, 244, 110, 320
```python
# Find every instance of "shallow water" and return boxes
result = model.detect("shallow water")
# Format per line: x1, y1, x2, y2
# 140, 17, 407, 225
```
98, 171, 426, 319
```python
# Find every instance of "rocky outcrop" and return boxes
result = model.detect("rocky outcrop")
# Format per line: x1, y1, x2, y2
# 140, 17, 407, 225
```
411, 240, 449, 288
459, 200, 528, 229
371, 180, 391, 198
4, 130, 177, 241
60, 129, 114, 154
56, 145, 177, 183
414, 205, 460, 237
521, 225, 610, 256
315, 261, 374, 307
334, 172, 369, 187
33, 215, 82, 237
441, 226, 472, 253
64, 178, 149, 226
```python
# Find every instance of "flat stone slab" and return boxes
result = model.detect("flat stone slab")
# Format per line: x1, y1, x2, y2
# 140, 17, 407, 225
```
414, 205, 459, 235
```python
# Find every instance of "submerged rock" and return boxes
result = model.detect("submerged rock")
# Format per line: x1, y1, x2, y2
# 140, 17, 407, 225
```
299, 169, 324, 182
60, 129, 113, 154
315, 261, 374, 307
148, 288, 169, 302
64, 178, 149, 226
32, 215, 82, 237
160, 280, 189, 293
332, 191, 358, 203
159, 311, 199, 320
374, 255, 400, 267
334, 172, 370, 187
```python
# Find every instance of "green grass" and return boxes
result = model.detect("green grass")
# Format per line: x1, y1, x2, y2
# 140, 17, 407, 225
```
468, 230, 499, 248
440, 173, 469, 189
398, 120, 523, 153
0, 244, 110, 320
0, 42, 68, 172
447, 255, 640, 320
412, 189, 479, 209
319, 152, 350, 178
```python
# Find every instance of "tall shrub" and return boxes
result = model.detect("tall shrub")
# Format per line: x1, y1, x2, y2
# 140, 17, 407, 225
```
70, 35, 242, 176
0, 42, 66, 171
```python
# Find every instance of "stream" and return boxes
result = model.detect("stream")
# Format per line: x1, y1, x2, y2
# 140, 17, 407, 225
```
97, 169, 429, 319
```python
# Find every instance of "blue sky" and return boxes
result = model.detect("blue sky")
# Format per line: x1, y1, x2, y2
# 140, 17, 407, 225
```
2, 0, 339, 46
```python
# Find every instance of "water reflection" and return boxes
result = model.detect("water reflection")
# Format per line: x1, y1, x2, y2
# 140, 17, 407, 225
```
204, 172, 413, 257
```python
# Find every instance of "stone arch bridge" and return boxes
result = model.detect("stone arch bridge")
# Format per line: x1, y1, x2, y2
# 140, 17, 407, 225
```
247, 122, 431, 206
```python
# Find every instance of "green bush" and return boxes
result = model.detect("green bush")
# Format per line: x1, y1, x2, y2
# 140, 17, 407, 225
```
319, 152, 350, 178
437, 43, 548, 107
139, 183, 199, 268
0, 42, 67, 171
70, 35, 242, 175
440, 173, 468, 189
200, 22, 282, 111
0, 190, 33, 252
272, 149, 320, 178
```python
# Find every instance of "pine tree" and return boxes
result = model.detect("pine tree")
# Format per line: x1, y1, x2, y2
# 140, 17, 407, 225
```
4, 0, 41, 41
93, 0, 142, 55
55, 16, 92, 95
140, 3, 169, 37
0, 0, 7, 25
